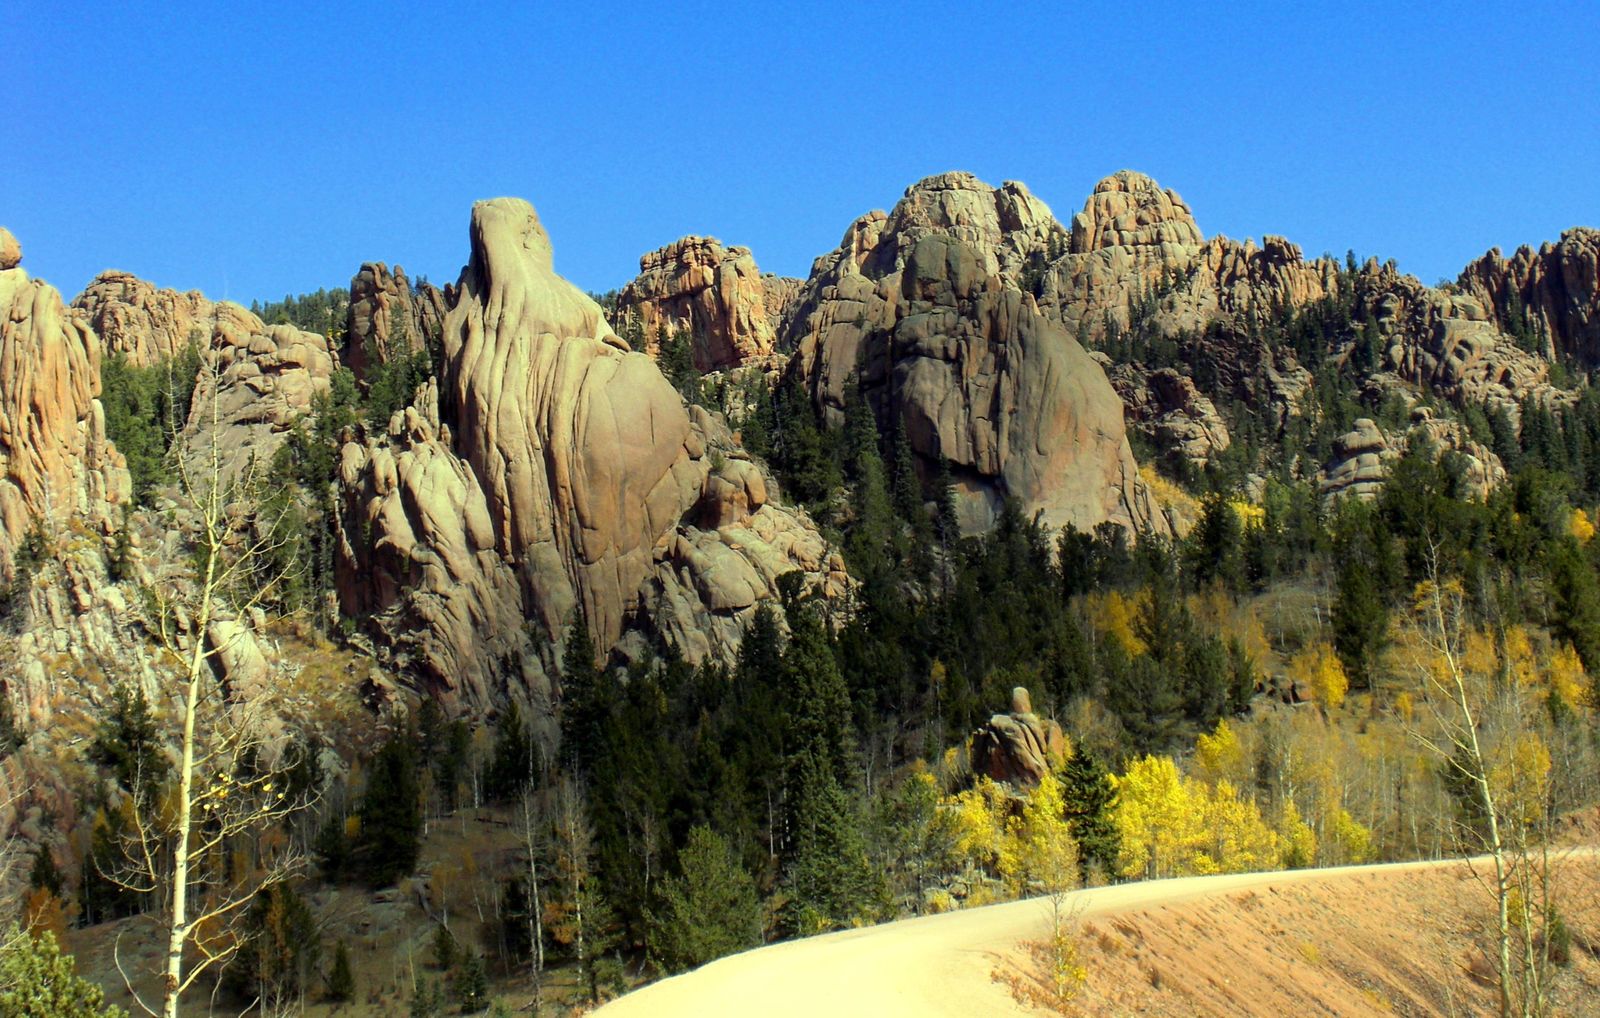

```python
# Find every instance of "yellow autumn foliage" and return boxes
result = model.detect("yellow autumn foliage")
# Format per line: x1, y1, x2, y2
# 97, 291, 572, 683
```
1290, 641, 1348, 711
1111, 756, 1281, 880
1089, 590, 1148, 657
1571, 507, 1596, 543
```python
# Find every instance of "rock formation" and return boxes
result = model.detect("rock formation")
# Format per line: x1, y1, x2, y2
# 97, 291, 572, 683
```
0, 233, 130, 563
614, 237, 793, 370
1459, 228, 1600, 364
344, 262, 447, 381
969, 686, 1067, 788
1318, 412, 1503, 502
337, 198, 849, 708
73, 271, 214, 366
336, 380, 539, 714
786, 172, 1164, 536
182, 306, 337, 480
73, 272, 339, 484
1113, 367, 1232, 472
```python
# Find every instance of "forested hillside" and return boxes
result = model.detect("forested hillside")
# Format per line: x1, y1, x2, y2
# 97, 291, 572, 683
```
2, 171, 1599, 1016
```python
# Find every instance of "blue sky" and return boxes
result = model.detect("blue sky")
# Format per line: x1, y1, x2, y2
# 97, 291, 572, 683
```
11, 2, 1599, 305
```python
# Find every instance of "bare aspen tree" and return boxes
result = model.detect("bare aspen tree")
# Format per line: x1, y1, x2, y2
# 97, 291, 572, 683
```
101, 359, 318, 1017
517, 786, 546, 1016
1406, 547, 1558, 1018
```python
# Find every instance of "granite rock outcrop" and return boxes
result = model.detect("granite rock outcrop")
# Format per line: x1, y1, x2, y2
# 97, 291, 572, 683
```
786, 172, 1164, 536
344, 262, 447, 382
614, 237, 794, 370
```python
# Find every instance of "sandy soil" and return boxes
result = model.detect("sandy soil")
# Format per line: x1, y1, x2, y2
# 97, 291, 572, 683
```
596, 851, 1600, 1018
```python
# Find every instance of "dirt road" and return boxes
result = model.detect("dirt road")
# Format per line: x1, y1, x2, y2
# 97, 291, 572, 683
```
593, 856, 1516, 1018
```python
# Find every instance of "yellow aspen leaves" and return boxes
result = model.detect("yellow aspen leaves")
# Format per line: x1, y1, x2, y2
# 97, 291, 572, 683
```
1570, 507, 1596, 543
1290, 641, 1349, 711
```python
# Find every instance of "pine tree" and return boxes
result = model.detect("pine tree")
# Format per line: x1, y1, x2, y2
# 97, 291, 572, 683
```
781, 756, 880, 934
0, 929, 126, 1017
355, 731, 423, 887
651, 825, 763, 973
560, 615, 609, 776
327, 941, 355, 1002
1063, 751, 1120, 882
452, 953, 487, 1014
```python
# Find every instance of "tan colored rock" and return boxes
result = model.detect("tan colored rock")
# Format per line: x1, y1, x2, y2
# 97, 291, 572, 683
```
335, 199, 852, 706
1319, 419, 1391, 500
969, 686, 1067, 788
1459, 228, 1600, 363
336, 380, 546, 715
443, 197, 705, 655
73, 270, 212, 365
614, 237, 788, 370
182, 303, 337, 481
787, 173, 1163, 537
1114, 367, 1231, 472
0, 256, 130, 565
0, 228, 19, 271
344, 262, 446, 381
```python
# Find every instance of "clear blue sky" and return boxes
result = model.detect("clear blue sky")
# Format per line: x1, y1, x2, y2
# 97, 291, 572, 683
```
11, 2, 1599, 305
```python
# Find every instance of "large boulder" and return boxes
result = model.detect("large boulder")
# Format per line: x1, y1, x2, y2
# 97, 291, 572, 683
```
615, 237, 793, 370
786, 173, 1164, 536
969, 687, 1067, 788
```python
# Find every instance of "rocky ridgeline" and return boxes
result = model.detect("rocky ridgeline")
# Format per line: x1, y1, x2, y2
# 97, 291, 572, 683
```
0, 229, 129, 562
784, 172, 1166, 536
614, 236, 800, 371
1459, 228, 1600, 363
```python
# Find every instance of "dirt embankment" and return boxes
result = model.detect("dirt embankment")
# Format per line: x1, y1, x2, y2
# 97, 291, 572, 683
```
598, 852, 1600, 1017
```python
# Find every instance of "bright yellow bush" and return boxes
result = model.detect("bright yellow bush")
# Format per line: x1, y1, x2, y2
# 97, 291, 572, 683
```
1290, 641, 1348, 711
1571, 507, 1596, 543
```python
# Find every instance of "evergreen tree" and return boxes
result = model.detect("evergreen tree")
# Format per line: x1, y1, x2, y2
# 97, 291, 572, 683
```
1060, 751, 1123, 883
781, 756, 881, 934
560, 616, 608, 776
651, 825, 763, 972
355, 731, 423, 887
89, 683, 169, 804
1332, 505, 1391, 690
326, 941, 355, 1003
0, 929, 126, 1017
452, 953, 487, 1014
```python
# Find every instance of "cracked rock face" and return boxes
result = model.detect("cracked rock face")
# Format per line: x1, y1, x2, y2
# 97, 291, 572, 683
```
615, 237, 795, 371
786, 172, 1165, 536
1459, 228, 1600, 365
344, 262, 447, 382
0, 237, 130, 563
